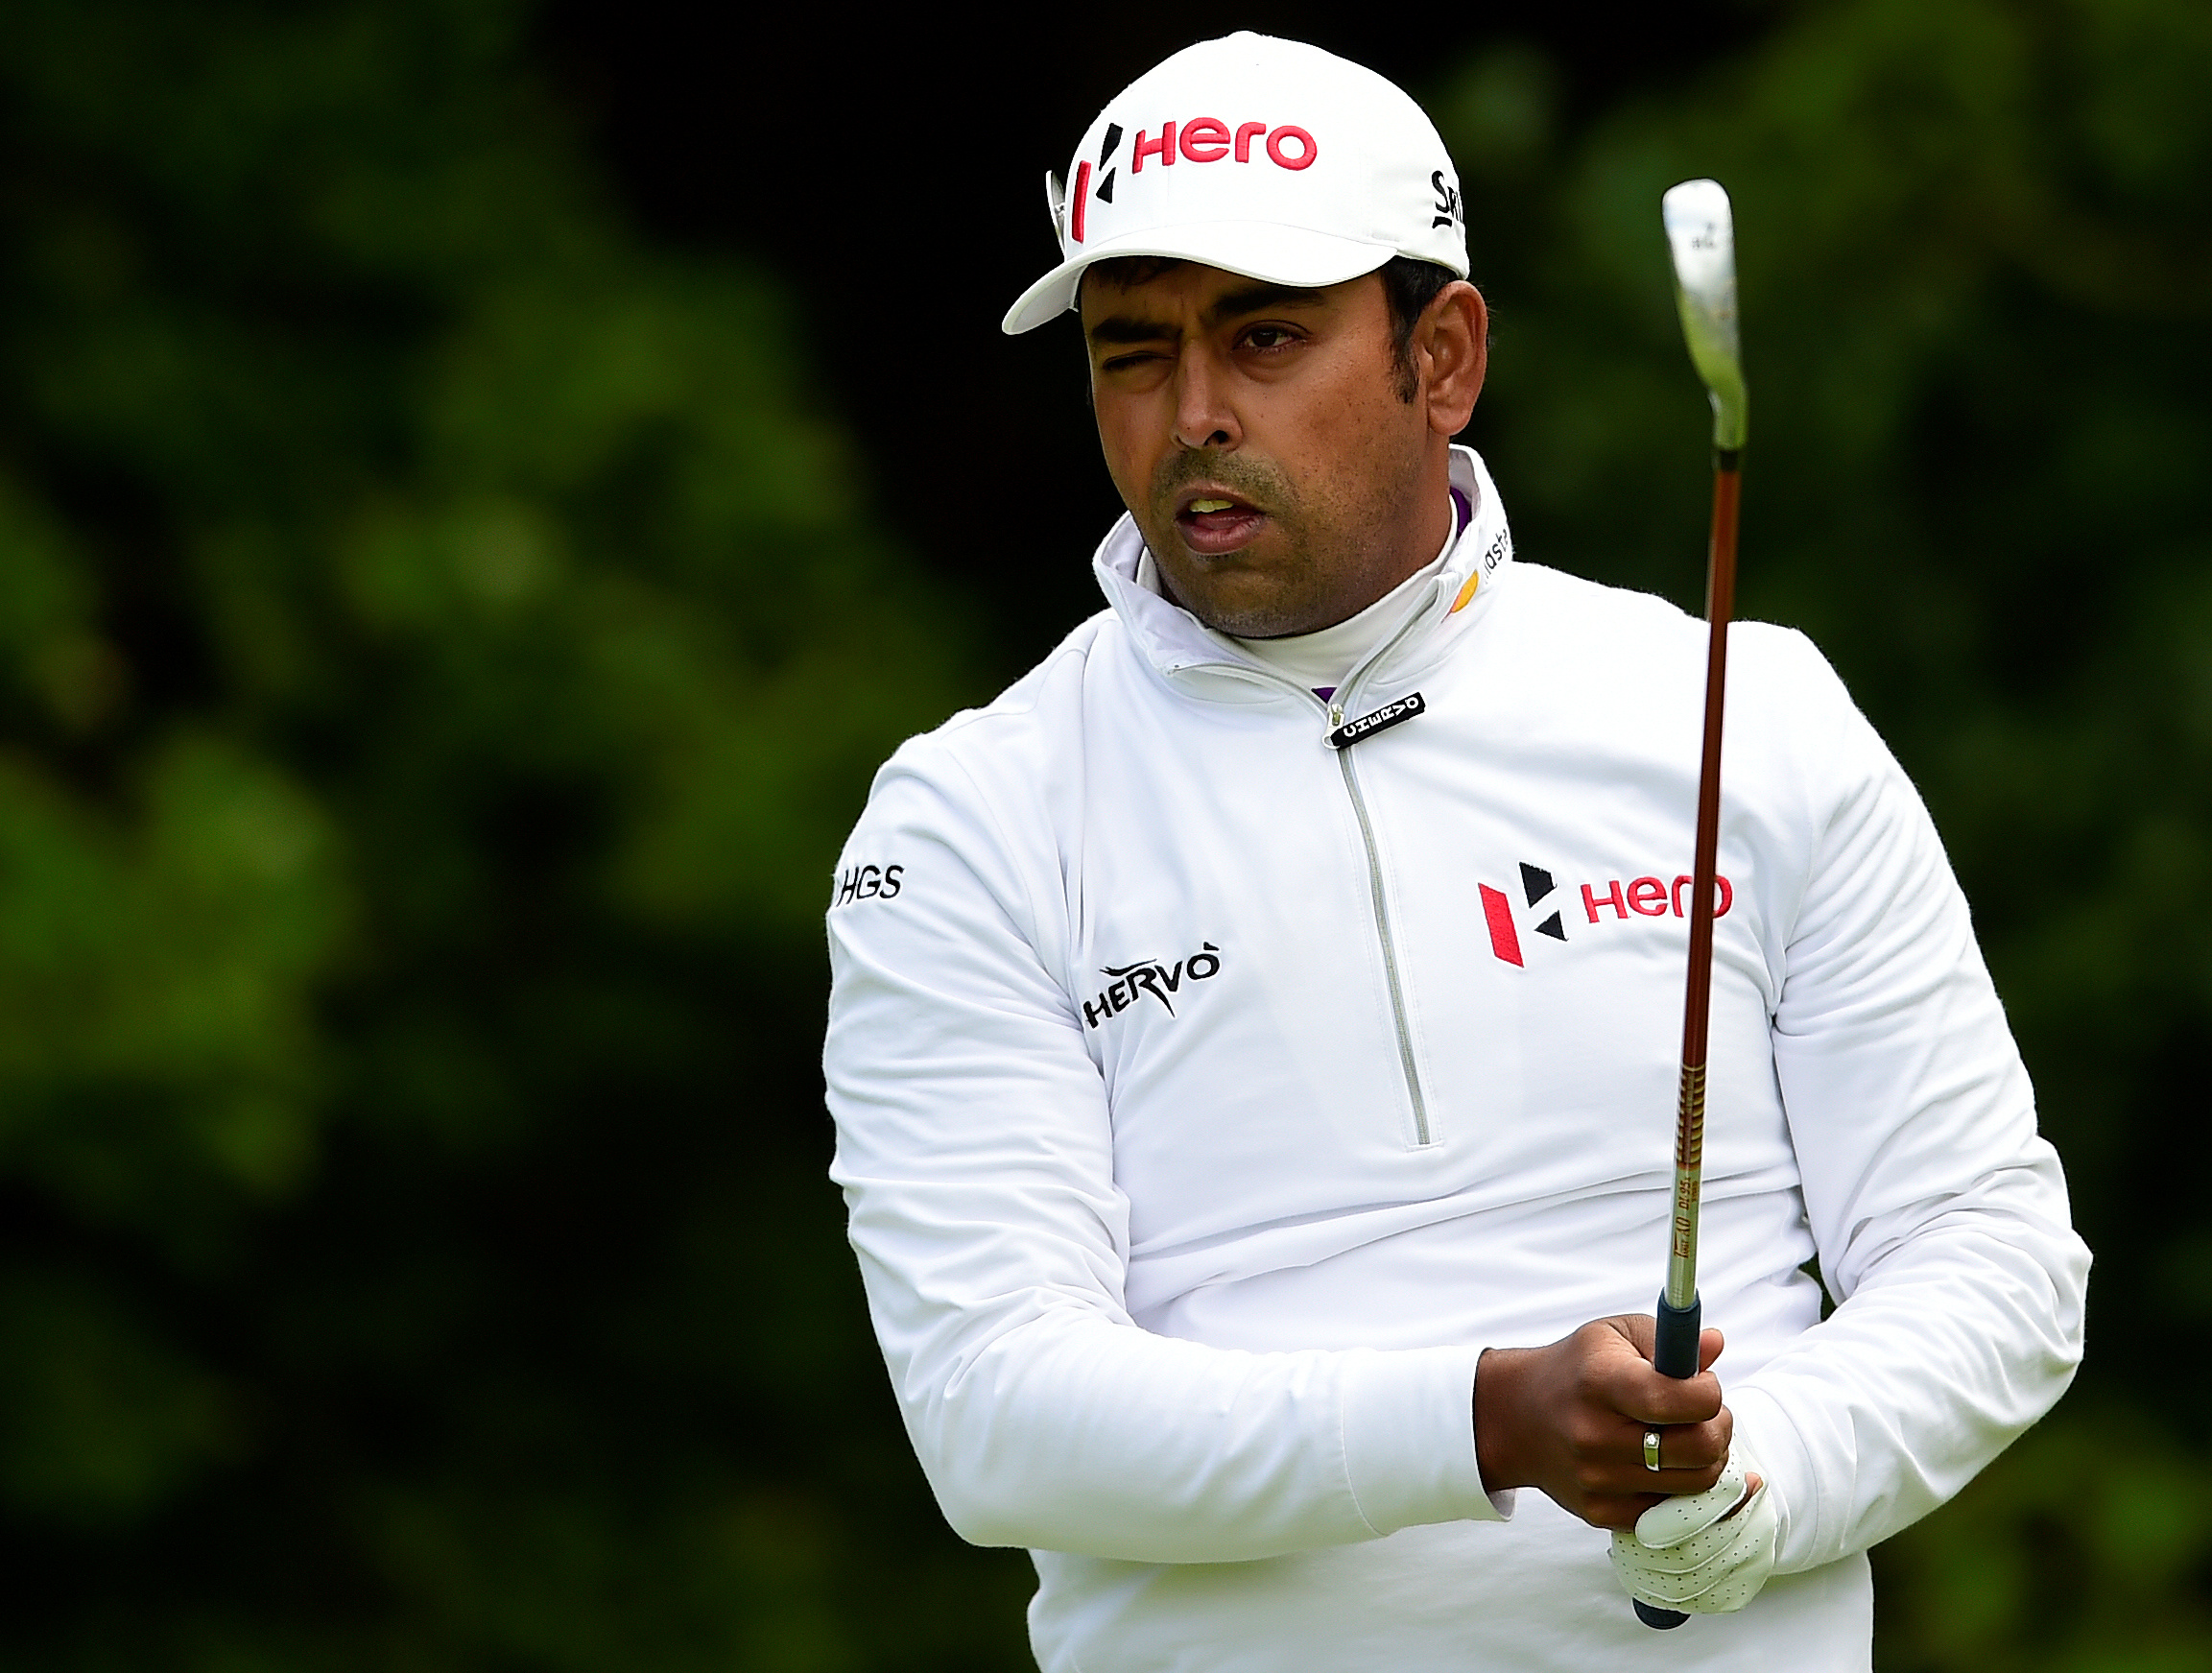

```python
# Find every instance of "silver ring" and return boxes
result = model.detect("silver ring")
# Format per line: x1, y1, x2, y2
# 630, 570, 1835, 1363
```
1643, 1429, 1663, 1472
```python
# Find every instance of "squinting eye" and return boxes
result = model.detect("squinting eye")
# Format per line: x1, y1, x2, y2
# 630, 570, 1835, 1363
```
1244, 327, 1297, 350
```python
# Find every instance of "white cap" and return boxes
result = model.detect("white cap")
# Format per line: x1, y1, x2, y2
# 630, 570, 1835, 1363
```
1002, 33, 1468, 335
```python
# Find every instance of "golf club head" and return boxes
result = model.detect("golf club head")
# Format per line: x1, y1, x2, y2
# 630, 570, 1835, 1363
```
1661, 179, 1748, 451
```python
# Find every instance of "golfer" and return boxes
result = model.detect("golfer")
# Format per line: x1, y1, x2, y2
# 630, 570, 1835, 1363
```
824, 33, 2086, 1671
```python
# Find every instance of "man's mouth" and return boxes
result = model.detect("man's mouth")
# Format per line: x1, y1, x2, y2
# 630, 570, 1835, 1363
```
1175, 490, 1267, 556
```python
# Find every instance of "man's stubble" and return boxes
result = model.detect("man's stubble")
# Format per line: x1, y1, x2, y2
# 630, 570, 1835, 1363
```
1132, 439, 1427, 640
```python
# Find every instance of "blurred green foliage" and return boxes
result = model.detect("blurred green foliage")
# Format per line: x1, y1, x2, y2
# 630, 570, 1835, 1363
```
0, 0, 2202, 1666
0, 0, 1027, 1665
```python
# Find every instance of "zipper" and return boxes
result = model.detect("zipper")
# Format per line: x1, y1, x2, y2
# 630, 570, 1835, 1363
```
1333, 714, 1434, 1145
1177, 596, 1440, 1147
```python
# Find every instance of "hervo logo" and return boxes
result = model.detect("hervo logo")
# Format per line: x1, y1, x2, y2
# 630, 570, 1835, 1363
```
1082, 942, 1222, 1030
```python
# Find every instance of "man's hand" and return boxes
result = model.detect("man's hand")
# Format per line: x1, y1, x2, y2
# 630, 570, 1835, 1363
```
1609, 1444, 1778, 1613
1474, 1314, 1735, 1529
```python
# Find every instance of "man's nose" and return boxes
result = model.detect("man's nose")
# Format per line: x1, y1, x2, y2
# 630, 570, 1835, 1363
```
1171, 350, 1240, 451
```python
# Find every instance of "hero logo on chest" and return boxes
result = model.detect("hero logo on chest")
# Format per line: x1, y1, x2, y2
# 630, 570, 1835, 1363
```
1477, 862, 1735, 967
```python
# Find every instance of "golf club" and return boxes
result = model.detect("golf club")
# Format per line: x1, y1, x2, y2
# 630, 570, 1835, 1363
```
1635, 177, 1748, 1633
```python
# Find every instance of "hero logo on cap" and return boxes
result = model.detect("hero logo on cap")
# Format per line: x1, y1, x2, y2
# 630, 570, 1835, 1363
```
1066, 118, 1320, 245
1005, 33, 1468, 335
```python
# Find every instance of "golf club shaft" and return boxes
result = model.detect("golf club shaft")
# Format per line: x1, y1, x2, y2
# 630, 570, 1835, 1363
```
1633, 451, 1739, 1636
1662, 450, 1740, 1338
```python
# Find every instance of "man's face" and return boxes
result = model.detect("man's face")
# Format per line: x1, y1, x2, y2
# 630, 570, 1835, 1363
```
1080, 262, 1481, 639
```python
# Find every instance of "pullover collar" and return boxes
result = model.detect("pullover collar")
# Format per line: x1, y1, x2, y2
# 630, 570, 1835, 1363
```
1157, 487, 1468, 696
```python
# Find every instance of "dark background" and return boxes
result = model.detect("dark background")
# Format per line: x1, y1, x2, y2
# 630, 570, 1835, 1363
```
539, 2, 1774, 676
0, 1, 2205, 1667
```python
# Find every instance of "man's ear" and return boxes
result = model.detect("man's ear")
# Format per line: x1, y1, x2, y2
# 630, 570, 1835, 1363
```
1417, 282, 1488, 437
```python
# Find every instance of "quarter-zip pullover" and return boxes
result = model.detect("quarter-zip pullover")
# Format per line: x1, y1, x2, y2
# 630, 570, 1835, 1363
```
823, 445, 2088, 1672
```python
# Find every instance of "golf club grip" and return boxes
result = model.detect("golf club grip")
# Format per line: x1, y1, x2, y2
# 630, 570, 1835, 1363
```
1637, 1287, 1702, 1628
1653, 1289, 1702, 1379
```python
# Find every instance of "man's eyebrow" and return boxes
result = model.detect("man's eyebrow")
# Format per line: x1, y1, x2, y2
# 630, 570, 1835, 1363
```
1202, 283, 1330, 326
1084, 283, 1334, 347
1086, 313, 1176, 346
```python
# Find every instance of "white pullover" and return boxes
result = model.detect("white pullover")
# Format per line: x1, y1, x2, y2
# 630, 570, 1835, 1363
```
823, 445, 2088, 1672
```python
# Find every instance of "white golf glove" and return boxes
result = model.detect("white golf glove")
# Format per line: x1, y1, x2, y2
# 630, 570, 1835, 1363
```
1608, 1444, 1777, 1615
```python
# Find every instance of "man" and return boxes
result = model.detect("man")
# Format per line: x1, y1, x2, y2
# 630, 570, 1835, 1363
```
823, 32, 2086, 1672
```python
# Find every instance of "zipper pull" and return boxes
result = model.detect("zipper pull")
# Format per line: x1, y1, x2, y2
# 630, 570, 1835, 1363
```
1327, 692, 1427, 751
1328, 702, 1344, 729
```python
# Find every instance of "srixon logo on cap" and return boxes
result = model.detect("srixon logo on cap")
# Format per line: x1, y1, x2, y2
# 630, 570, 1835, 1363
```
1069, 118, 1319, 243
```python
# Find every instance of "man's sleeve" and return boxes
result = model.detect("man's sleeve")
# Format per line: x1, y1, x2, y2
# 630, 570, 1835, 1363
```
822, 740, 1503, 1564
1729, 632, 2091, 1573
